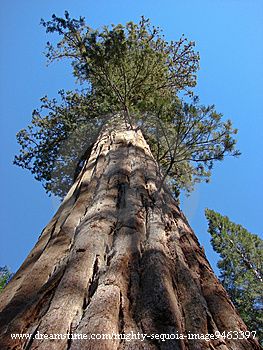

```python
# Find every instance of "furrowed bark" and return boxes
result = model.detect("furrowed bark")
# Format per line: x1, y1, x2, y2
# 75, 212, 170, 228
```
0, 115, 260, 350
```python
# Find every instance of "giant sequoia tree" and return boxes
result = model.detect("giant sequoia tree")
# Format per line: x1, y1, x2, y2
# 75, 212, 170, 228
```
0, 13, 260, 350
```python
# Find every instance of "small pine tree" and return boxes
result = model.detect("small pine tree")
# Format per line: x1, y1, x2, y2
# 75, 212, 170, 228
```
0, 266, 12, 292
205, 209, 263, 344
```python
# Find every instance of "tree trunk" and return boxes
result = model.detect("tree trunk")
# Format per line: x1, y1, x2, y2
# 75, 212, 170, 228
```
0, 116, 260, 350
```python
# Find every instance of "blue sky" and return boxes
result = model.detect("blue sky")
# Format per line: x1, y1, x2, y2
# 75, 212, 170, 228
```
1, 0, 263, 274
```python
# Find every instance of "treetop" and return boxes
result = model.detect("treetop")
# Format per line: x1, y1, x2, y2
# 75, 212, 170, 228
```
14, 12, 240, 198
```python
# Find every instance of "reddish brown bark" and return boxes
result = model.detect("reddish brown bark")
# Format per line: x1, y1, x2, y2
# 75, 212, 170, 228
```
0, 117, 261, 349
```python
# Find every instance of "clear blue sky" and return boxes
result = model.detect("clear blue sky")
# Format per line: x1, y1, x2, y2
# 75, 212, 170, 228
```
1, 0, 263, 274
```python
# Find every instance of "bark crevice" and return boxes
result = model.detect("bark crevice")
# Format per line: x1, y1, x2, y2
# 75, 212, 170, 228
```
87, 255, 100, 305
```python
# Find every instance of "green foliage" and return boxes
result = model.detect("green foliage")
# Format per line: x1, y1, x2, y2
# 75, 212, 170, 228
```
14, 12, 240, 198
41, 13, 199, 113
14, 89, 108, 197
205, 209, 263, 344
0, 266, 13, 292
139, 99, 240, 195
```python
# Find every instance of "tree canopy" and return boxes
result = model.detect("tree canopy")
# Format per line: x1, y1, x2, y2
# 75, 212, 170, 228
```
205, 209, 263, 344
14, 12, 240, 198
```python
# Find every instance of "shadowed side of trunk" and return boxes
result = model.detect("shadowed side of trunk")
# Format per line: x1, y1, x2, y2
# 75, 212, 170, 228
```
0, 116, 260, 350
